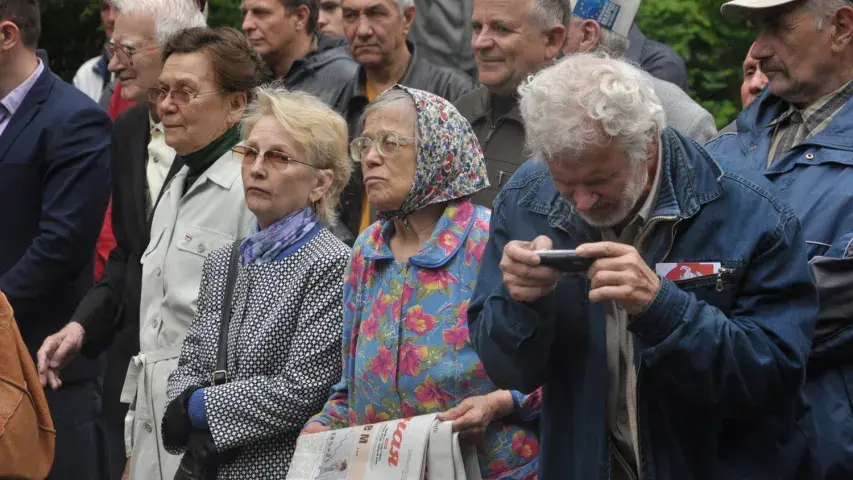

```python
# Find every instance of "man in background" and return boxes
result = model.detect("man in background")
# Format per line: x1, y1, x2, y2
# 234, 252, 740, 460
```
720, 44, 768, 134
37, 1, 205, 478
740, 45, 768, 108
336, 0, 476, 241
455, 0, 716, 209
317, 0, 344, 36
0, 0, 112, 478
709, 0, 853, 475
73, 0, 117, 103
241, 0, 356, 110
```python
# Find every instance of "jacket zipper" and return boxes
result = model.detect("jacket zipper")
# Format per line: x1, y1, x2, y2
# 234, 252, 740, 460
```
484, 117, 506, 145
716, 267, 734, 292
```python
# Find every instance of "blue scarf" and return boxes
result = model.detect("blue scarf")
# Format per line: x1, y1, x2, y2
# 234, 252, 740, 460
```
238, 207, 318, 266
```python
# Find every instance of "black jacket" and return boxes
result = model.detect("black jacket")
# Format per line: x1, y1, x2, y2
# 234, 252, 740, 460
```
0, 65, 111, 383
280, 34, 358, 113
337, 41, 477, 238
625, 26, 689, 91
72, 104, 181, 426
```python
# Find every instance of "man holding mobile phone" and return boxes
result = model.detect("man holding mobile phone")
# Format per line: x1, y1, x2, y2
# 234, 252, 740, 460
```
467, 54, 819, 480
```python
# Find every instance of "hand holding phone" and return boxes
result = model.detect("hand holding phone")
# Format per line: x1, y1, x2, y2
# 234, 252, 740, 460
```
536, 250, 595, 273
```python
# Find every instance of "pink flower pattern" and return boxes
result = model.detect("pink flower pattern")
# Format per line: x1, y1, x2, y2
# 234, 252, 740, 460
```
310, 199, 541, 480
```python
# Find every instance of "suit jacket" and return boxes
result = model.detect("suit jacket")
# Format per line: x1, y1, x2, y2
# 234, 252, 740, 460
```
0, 64, 112, 382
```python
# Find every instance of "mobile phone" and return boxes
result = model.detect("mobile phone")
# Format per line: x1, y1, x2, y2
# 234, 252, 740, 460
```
536, 250, 595, 273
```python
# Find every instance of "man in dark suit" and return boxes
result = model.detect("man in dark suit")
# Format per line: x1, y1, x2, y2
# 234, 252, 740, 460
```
0, 0, 112, 478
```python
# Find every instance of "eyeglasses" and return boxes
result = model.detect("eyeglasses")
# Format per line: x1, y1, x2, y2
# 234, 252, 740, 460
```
232, 145, 318, 172
349, 132, 416, 162
105, 41, 158, 67
147, 88, 224, 106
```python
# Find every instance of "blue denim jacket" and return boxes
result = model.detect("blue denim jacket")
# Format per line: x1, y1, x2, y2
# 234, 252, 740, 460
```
707, 89, 853, 479
468, 128, 818, 480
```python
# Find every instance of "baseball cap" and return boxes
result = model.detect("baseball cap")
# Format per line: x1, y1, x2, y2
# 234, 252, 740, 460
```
720, 0, 800, 23
569, 0, 641, 38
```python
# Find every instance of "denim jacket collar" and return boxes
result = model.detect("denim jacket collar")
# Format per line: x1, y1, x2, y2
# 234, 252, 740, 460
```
736, 88, 853, 163
361, 199, 478, 269
519, 127, 724, 244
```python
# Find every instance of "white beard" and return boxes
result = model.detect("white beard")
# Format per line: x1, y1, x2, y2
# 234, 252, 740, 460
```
574, 162, 649, 228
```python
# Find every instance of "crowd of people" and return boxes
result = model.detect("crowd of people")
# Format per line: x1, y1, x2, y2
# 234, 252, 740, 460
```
0, 0, 851, 479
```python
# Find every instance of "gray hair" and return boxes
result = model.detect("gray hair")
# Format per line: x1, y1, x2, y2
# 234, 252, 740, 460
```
518, 52, 665, 165
112, 0, 206, 45
529, 0, 571, 29
569, 15, 630, 57
358, 88, 419, 141
391, 0, 414, 9
805, 0, 851, 30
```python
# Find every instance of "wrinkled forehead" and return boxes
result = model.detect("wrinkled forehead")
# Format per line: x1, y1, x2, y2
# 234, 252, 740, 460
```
362, 106, 417, 137
747, 2, 813, 29
342, 0, 398, 12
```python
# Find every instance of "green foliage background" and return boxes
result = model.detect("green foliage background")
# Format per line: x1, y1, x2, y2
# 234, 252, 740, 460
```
41, 0, 754, 127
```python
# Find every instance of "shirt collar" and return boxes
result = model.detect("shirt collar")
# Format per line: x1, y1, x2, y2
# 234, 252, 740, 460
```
1, 59, 44, 119
766, 80, 853, 130
360, 199, 479, 269
149, 113, 164, 134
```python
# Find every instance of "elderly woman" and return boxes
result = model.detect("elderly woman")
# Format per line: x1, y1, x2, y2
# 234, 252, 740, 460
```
125, 27, 263, 480
161, 88, 352, 479
304, 86, 541, 479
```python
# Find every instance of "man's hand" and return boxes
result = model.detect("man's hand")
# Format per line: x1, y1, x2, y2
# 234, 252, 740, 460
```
120, 456, 131, 480
300, 422, 332, 435
575, 242, 661, 315
437, 390, 514, 443
501, 236, 562, 302
37, 322, 85, 390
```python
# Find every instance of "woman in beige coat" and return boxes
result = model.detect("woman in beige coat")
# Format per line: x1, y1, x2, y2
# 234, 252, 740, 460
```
121, 27, 263, 480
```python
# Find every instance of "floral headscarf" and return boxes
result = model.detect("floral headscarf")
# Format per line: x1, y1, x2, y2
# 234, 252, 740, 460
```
375, 86, 489, 222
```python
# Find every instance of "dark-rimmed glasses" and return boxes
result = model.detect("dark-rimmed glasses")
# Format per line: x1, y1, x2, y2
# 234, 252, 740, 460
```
105, 41, 158, 67
232, 145, 318, 172
349, 132, 416, 162
146, 88, 224, 106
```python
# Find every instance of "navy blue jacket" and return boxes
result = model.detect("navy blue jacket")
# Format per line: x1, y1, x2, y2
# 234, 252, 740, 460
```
707, 88, 853, 479
0, 64, 111, 382
469, 128, 818, 479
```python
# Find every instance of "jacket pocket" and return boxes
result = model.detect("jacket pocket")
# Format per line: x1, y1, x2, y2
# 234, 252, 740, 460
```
673, 265, 741, 314
174, 226, 233, 259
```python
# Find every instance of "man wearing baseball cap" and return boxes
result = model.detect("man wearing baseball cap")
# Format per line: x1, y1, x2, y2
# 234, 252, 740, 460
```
708, 1, 853, 477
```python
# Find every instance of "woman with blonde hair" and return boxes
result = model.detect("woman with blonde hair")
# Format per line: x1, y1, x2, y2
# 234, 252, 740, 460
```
161, 87, 352, 478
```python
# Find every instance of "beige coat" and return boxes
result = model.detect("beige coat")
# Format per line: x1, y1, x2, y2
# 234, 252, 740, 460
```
122, 152, 253, 480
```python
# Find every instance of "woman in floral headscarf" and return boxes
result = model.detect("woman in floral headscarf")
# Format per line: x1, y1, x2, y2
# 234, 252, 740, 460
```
303, 86, 540, 479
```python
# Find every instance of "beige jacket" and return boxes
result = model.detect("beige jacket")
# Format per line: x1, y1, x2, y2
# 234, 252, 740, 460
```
122, 151, 253, 480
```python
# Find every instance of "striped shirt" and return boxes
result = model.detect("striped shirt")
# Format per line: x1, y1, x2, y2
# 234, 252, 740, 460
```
767, 81, 853, 166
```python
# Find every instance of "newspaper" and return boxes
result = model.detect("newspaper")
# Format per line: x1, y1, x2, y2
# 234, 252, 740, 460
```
286, 414, 482, 480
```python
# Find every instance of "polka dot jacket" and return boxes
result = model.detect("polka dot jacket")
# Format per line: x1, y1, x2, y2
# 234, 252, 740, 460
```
164, 227, 350, 478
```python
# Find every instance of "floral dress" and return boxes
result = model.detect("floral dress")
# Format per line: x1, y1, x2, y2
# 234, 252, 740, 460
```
310, 199, 541, 480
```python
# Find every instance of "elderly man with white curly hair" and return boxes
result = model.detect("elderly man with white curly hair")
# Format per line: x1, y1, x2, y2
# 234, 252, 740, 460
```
467, 53, 819, 480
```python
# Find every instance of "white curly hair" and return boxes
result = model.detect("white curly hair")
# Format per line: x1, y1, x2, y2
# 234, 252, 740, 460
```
518, 52, 665, 165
